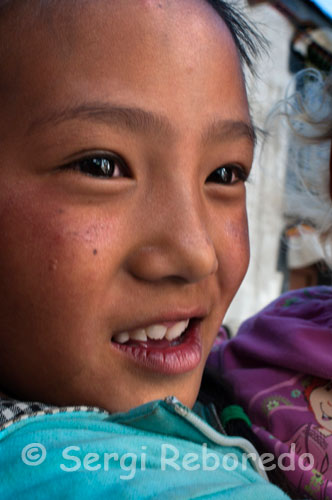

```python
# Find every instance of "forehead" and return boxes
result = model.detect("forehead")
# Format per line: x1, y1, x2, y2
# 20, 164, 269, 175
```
0, 0, 249, 145
1, 0, 235, 52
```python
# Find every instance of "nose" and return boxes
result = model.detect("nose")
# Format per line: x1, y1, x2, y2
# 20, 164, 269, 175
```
126, 184, 219, 284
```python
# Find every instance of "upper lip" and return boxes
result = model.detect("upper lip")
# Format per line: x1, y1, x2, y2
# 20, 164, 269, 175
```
111, 307, 207, 336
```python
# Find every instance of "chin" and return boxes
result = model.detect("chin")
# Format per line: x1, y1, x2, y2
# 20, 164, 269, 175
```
106, 383, 200, 415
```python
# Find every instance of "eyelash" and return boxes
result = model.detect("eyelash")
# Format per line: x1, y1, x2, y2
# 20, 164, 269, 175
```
206, 165, 248, 185
63, 153, 248, 185
62, 153, 129, 178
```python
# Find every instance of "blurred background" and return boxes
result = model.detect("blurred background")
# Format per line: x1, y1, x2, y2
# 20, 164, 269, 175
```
224, 0, 332, 333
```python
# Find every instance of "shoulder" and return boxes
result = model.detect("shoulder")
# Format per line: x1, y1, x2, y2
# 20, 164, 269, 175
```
210, 286, 332, 380
0, 398, 289, 499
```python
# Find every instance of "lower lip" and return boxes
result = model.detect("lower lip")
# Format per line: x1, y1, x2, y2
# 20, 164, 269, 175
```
111, 320, 202, 374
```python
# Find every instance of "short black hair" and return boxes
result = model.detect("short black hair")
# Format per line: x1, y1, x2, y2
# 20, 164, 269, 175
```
205, 0, 266, 72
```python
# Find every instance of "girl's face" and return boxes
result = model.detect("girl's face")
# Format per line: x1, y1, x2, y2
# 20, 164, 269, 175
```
0, 0, 253, 411
310, 383, 332, 432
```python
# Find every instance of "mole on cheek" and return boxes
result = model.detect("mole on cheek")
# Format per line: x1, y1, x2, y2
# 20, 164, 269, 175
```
93, 249, 98, 256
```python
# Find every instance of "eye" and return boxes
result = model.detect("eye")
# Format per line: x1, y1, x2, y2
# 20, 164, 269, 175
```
62, 153, 129, 179
206, 165, 248, 185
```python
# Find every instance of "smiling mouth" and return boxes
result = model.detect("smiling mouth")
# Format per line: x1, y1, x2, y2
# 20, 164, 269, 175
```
112, 318, 191, 346
111, 318, 202, 374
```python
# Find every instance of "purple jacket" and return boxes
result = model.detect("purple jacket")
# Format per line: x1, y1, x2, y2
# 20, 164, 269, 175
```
208, 286, 332, 499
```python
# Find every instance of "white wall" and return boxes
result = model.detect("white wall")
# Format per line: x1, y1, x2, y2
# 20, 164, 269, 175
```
224, 2, 293, 332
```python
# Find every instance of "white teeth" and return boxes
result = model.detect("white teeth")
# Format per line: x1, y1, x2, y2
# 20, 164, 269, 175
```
130, 329, 147, 341
113, 320, 191, 344
113, 332, 130, 344
165, 319, 190, 341
146, 324, 167, 340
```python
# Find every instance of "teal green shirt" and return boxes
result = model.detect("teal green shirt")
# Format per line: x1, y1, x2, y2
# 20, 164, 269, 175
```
0, 397, 289, 499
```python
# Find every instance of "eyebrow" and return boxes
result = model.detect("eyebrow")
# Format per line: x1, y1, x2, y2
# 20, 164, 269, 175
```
28, 102, 256, 146
201, 118, 256, 147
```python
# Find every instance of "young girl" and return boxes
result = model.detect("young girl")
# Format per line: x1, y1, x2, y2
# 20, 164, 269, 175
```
209, 69, 332, 499
0, 0, 289, 497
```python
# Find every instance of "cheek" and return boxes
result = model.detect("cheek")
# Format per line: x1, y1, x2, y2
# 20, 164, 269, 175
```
224, 213, 249, 250
310, 394, 319, 413
0, 190, 124, 335
216, 209, 250, 290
